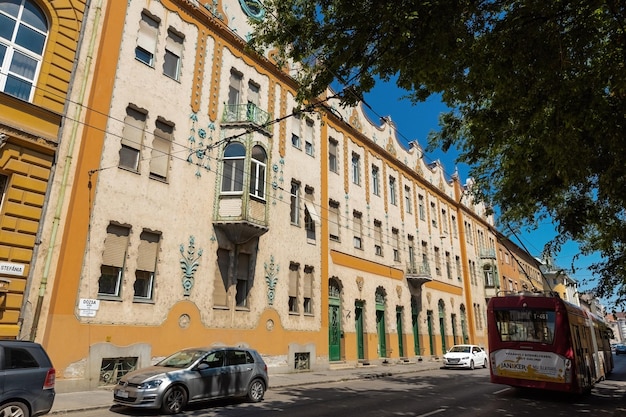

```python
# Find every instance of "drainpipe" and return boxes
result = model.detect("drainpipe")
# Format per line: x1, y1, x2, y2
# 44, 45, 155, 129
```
28, 0, 103, 341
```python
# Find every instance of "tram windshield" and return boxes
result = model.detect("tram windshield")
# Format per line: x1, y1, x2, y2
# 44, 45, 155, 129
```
494, 309, 556, 343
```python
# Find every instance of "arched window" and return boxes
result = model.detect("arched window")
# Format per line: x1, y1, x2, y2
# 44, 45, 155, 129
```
0, 0, 48, 101
221, 142, 245, 193
249, 145, 266, 199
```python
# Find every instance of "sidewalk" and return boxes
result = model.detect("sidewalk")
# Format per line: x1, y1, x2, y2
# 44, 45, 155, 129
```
49, 359, 442, 414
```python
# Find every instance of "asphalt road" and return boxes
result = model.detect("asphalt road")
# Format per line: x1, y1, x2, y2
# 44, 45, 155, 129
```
67, 355, 626, 417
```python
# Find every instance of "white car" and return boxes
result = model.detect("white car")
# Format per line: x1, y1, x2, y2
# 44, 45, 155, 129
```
442, 344, 488, 370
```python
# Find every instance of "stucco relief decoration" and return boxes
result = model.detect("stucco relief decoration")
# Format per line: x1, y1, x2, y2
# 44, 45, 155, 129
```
356, 276, 364, 292
180, 236, 203, 296
396, 285, 402, 299
203, 1, 225, 20
187, 112, 216, 176
426, 292, 432, 306
271, 159, 284, 206
264, 256, 279, 305
386, 137, 397, 156
450, 298, 455, 309
349, 109, 362, 132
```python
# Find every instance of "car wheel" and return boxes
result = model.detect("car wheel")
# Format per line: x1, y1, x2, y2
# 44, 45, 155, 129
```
0, 401, 28, 417
469, 360, 474, 370
483, 359, 488, 368
247, 378, 266, 402
161, 385, 187, 414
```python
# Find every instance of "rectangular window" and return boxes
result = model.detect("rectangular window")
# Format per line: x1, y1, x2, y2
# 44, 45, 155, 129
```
329, 138, 338, 172
119, 106, 146, 171
353, 211, 362, 249
451, 215, 457, 238
434, 247, 441, 275
430, 202, 438, 228
351, 153, 360, 185
134, 230, 160, 300
374, 220, 383, 256
408, 235, 415, 267
289, 262, 300, 313
215, 249, 230, 306
235, 252, 250, 308
304, 119, 314, 156
150, 119, 173, 181
441, 209, 448, 232
372, 165, 380, 196
445, 251, 451, 280
304, 188, 318, 241
329, 200, 340, 241
98, 224, 130, 297
227, 70, 242, 118
290, 181, 300, 225
404, 185, 412, 213
291, 113, 301, 148
392, 228, 400, 262
303, 265, 313, 314
136, 12, 160, 66
418, 194, 425, 220
247, 81, 260, 123
456, 256, 462, 281
389, 176, 397, 205
163, 28, 183, 80
421, 241, 429, 272
249, 146, 266, 200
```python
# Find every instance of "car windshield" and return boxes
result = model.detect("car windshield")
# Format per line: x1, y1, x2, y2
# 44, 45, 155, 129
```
157, 349, 208, 368
449, 346, 471, 353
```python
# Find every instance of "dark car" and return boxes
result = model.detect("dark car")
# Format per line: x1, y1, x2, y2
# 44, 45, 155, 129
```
616, 344, 626, 355
114, 346, 268, 414
0, 340, 56, 417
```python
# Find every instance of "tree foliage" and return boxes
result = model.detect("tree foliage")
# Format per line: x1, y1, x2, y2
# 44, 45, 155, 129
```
252, 0, 626, 306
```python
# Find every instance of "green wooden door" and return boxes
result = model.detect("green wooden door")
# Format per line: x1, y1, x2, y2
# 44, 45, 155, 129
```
396, 308, 404, 357
355, 303, 364, 359
427, 310, 434, 355
376, 309, 386, 357
329, 301, 341, 361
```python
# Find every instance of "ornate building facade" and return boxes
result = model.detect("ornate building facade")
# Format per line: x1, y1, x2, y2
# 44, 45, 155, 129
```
9, 0, 539, 392
0, 0, 87, 338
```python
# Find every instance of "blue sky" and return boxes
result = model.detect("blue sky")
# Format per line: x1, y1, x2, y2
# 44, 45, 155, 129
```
361, 80, 601, 295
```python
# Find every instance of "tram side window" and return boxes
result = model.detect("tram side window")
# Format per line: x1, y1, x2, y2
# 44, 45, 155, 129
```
495, 309, 556, 343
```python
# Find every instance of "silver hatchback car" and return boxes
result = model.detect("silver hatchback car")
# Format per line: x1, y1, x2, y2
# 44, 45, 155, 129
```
113, 347, 268, 414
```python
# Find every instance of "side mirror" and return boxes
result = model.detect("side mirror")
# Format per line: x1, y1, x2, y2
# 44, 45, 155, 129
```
196, 362, 210, 371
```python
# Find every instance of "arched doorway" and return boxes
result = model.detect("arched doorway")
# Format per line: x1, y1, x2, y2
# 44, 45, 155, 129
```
329, 278, 342, 361
427, 310, 434, 355
355, 300, 365, 360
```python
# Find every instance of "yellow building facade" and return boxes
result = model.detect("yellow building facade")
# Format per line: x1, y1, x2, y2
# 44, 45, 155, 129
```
17, 0, 506, 392
0, 0, 86, 338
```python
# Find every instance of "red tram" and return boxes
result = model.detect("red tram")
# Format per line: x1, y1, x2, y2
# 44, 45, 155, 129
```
487, 292, 613, 393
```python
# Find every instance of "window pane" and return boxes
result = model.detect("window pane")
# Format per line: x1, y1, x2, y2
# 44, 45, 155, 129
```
163, 49, 179, 79
0, 14, 16, 40
9, 49, 36, 79
15, 24, 45, 54
22, 0, 47, 32
134, 270, 153, 299
4, 73, 31, 100
119, 145, 139, 170
99, 265, 121, 296
0, 0, 21, 18
135, 46, 152, 65
0, 43, 6, 64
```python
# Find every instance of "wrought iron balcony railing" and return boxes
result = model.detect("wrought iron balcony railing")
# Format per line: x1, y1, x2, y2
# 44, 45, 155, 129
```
222, 103, 271, 128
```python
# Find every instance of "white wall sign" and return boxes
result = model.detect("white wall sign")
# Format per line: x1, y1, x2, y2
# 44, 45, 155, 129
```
78, 298, 100, 317
0, 262, 25, 276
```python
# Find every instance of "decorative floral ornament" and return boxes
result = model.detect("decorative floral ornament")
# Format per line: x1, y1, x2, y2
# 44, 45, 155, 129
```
180, 236, 203, 296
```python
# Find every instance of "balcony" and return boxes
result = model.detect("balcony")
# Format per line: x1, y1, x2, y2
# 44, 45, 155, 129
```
222, 103, 272, 135
405, 263, 433, 287
479, 248, 496, 259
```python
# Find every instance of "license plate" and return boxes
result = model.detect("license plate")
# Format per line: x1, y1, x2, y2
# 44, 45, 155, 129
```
116, 389, 129, 398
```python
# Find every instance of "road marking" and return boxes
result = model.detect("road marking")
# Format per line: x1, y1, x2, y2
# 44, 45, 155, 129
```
493, 387, 511, 395
416, 408, 446, 417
